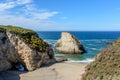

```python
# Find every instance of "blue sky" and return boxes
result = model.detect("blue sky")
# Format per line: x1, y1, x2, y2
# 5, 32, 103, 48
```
0, 0, 120, 31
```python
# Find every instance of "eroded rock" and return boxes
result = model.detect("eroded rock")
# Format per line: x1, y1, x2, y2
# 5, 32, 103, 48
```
55, 32, 86, 54
0, 26, 55, 71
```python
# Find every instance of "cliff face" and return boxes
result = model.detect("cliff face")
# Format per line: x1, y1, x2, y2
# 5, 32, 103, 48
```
0, 32, 12, 71
55, 32, 86, 54
0, 26, 55, 71
82, 39, 120, 80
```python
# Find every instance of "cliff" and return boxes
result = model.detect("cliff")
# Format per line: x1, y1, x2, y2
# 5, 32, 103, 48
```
0, 25, 55, 71
55, 32, 86, 54
82, 39, 120, 80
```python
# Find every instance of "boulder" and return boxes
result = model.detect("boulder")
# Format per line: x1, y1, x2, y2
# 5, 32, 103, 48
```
0, 26, 55, 71
55, 56, 68, 62
55, 32, 86, 54
82, 38, 120, 80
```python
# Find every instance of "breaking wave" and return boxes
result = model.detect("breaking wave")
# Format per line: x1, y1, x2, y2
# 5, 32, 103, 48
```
66, 58, 94, 63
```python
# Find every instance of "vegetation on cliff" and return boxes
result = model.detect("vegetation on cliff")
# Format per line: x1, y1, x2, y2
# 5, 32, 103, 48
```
0, 25, 49, 52
0, 27, 6, 32
82, 39, 120, 80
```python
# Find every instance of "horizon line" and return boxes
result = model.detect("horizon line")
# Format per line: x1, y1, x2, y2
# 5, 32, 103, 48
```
36, 30, 120, 32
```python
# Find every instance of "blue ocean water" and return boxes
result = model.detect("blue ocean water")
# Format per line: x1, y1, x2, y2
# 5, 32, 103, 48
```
37, 31, 120, 62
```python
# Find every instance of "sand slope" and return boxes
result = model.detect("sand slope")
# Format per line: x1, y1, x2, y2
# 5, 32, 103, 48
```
0, 62, 87, 80
20, 62, 87, 80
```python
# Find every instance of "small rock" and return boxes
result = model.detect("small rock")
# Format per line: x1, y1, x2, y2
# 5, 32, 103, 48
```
55, 56, 68, 62
102, 40, 113, 44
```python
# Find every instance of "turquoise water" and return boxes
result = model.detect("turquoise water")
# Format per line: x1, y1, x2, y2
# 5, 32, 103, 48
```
38, 31, 120, 62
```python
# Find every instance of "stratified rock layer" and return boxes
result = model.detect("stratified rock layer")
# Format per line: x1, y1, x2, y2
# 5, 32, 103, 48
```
0, 26, 55, 71
82, 39, 120, 80
55, 32, 86, 54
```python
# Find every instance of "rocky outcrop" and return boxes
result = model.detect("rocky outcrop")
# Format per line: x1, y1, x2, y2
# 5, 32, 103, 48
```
82, 39, 120, 80
55, 32, 86, 54
0, 26, 55, 71
55, 56, 68, 62
102, 40, 113, 44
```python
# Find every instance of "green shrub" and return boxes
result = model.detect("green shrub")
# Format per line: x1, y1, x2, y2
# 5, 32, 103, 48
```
0, 27, 6, 33
0, 25, 49, 52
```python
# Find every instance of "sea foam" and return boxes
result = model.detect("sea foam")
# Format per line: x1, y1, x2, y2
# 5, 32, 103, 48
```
66, 58, 94, 63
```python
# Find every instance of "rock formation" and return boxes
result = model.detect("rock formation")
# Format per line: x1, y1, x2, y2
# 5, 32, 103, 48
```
82, 39, 120, 80
0, 26, 55, 71
102, 40, 113, 44
55, 56, 68, 62
55, 32, 86, 54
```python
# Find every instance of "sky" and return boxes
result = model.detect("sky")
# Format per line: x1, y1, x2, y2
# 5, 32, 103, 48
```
0, 0, 120, 31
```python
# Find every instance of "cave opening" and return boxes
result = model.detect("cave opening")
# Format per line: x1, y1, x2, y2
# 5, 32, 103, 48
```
10, 62, 27, 72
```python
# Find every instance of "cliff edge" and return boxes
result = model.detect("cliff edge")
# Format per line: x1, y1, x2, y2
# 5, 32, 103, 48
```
0, 25, 55, 71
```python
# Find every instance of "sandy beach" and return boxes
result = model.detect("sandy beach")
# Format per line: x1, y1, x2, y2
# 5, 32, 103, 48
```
0, 62, 87, 80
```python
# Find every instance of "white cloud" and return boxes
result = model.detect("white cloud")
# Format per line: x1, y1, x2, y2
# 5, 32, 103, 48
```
33, 11, 59, 19
0, 0, 32, 11
0, 14, 58, 30
22, 4, 59, 19
0, 2, 15, 11
0, 0, 59, 30
16, 0, 32, 5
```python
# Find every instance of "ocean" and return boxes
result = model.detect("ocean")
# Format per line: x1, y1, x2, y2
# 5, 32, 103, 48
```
37, 31, 120, 63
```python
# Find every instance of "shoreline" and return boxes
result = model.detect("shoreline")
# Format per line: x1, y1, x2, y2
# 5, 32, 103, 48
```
0, 62, 88, 80
65, 59, 94, 63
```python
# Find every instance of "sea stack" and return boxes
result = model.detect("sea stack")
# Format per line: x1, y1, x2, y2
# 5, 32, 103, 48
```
82, 39, 120, 80
55, 32, 86, 54
0, 26, 55, 71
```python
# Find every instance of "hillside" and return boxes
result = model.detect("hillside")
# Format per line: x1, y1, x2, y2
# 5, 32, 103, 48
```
82, 39, 120, 80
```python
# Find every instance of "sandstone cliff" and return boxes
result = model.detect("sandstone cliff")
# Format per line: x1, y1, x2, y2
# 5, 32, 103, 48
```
82, 39, 120, 80
55, 32, 86, 54
0, 26, 55, 71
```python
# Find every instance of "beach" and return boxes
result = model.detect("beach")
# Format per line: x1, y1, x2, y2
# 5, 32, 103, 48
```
0, 62, 87, 80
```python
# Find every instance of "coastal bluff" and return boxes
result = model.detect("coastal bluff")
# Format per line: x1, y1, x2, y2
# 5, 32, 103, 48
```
82, 39, 120, 80
0, 26, 55, 71
55, 32, 86, 54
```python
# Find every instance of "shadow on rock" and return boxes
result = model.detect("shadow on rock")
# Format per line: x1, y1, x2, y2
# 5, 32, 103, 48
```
0, 71, 26, 80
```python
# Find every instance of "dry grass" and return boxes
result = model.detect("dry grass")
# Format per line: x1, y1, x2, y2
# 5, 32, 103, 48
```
82, 39, 120, 80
